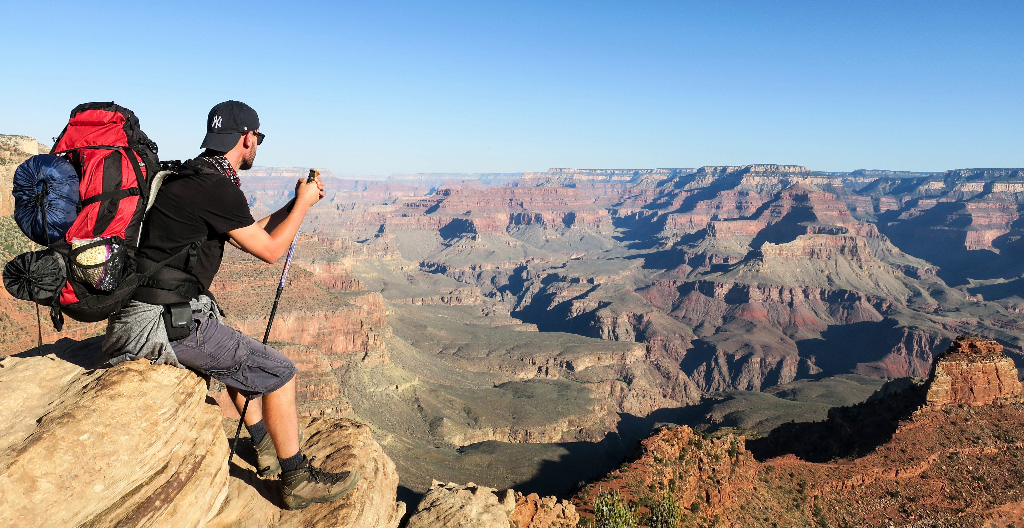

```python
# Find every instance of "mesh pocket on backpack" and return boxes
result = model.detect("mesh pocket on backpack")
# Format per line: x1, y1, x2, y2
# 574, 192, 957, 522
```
69, 237, 129, 292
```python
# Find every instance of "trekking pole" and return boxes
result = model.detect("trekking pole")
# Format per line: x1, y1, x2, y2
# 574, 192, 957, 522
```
228, 169, 319, 470
264, 168, 318, 343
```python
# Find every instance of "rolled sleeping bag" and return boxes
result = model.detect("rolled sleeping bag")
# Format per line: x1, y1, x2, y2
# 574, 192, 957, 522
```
13, 154, 80, 246
2, 249, 67, 306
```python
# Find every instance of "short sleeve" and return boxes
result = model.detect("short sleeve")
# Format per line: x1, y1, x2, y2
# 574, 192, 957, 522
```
198, 177, 256, 235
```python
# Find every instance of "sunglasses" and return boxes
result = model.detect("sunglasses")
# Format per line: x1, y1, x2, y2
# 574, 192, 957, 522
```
253, 131, 265, 145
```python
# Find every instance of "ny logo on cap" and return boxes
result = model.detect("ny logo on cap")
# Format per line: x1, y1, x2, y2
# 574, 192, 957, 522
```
212, 115, 223, 128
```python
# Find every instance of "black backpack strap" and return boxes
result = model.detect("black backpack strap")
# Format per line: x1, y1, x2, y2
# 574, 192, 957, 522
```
79, 188, 141, 210
37, 180, 52, 245
120, 148, 149, 205
139, 240, 204, 280
133, 240, 205, 304
140, 277, 203, 300
182, 241, 200, 273
50, 303, 64, 332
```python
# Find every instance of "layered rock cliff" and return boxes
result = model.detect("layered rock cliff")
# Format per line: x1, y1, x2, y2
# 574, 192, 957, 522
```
925, 336, 1023, 407
227, 161, 1024, 408
212, 247, 391, 367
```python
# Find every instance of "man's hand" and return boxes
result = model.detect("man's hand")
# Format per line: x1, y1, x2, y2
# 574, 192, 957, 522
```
295, 174, 324, 207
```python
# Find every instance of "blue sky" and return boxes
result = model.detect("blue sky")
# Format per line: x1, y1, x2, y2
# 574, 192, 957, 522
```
1, 1, 1021, 175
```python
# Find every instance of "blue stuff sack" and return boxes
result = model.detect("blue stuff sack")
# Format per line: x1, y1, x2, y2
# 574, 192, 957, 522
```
13, 154, 80, 246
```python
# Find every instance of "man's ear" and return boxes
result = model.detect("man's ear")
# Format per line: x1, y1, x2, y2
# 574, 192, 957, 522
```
241, 131, 255, 149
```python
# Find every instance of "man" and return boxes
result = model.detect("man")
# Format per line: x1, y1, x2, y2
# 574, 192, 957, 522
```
103, 100, 358, 510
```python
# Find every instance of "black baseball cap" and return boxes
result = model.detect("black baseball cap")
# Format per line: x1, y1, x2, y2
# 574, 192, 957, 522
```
201, 100, 261, 152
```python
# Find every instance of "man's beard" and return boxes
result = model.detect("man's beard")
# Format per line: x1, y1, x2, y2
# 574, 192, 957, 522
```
240, 147, 256, 170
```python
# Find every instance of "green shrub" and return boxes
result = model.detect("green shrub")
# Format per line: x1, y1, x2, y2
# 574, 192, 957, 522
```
592, 490, 638, 528
642, 491, 683, 528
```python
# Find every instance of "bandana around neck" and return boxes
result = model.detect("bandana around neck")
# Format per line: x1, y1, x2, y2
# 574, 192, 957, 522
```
202, 155, 240, 187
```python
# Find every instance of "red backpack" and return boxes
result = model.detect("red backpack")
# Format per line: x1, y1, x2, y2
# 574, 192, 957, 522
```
3, 102, 185, 330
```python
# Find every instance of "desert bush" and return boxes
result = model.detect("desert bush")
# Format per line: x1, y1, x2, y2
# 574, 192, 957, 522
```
642, 491, 683, 528
591, 489, 638, 528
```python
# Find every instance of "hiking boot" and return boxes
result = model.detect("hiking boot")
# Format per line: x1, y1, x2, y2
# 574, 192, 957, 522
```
254, 433, 281, 477
280, 457, 361, 510
253, 427, 304, 478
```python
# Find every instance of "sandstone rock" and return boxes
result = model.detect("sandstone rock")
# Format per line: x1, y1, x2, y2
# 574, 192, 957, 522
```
0, 134, 48, 156
925, 336, 1023, 407
209, 418, 406, 528
406, 481, 516, 528
0, 337, 230, 528
509, 492, 579, 528
0, 338, 404, 528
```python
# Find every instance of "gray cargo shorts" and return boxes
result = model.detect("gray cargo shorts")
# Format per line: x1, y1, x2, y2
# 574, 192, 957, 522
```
171, 312, 297, 397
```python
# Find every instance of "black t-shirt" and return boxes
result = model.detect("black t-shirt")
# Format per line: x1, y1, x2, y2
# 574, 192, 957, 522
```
137, 157, 255, 291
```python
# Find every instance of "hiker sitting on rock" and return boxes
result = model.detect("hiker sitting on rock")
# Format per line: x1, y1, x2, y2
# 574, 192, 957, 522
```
103, 100, 359, 510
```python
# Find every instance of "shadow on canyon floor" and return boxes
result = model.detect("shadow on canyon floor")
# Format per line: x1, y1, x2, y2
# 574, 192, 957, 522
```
498, 407, 697, 498
746, 379, 928, 463
795, 319, 907, 375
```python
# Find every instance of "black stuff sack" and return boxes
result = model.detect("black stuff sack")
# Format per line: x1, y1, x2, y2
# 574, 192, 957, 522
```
3, 249, 67, 306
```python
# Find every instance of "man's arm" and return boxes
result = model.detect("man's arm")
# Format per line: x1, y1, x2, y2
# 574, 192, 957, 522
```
254, 197, 295, 231
227, 176, 324, 263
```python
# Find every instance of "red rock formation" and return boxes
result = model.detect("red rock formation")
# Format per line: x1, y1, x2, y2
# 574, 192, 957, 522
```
925, 336, 1023, 407
574, 426, 755, 524
509, 493, 580, 528
280, 343, 353, 417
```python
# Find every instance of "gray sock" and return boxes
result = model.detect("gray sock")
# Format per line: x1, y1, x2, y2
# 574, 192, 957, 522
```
280, 450, 305, 473
246, 420, 268, 445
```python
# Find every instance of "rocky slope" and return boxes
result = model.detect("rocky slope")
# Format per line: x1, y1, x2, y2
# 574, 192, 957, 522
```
571, 337, 1024, 527
404, 481, 579, 528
